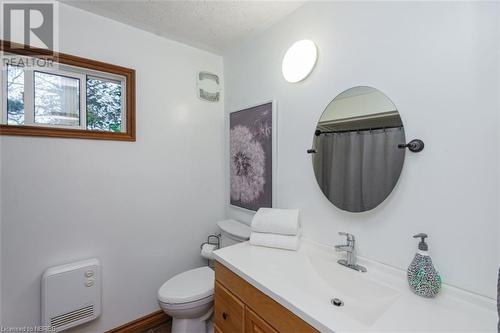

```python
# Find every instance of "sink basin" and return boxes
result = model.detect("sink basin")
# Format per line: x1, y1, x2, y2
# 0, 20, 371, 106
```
307, 253, 400, 326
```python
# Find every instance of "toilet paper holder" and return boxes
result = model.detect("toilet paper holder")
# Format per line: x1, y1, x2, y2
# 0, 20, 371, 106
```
201, 234, 221, 266
201, 234, 221, 250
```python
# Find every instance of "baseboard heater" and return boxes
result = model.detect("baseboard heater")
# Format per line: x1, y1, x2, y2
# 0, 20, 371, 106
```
42, 258, 101, 331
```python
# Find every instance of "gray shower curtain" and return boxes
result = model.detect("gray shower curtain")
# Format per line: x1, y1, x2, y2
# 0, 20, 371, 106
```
314, 127, 405, 212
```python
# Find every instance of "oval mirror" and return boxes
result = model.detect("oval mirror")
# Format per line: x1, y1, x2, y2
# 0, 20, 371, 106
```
312, 86, 405, 212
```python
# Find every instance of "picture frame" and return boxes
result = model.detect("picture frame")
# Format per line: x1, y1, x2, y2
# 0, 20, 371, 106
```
227, 101, 277, 212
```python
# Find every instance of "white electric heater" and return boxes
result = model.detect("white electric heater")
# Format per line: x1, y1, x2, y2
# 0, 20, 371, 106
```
41, 258, 101, 331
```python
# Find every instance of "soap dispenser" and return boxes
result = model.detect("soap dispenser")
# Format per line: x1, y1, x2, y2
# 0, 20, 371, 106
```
407, 233, 441, 297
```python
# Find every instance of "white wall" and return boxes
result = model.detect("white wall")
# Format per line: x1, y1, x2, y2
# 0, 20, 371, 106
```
1, 4, 225, 331
497, 3, 500, 282
224, 1, 499, 299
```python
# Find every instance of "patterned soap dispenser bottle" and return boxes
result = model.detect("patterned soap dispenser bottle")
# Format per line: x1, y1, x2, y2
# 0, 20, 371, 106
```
407, 233, 441, 297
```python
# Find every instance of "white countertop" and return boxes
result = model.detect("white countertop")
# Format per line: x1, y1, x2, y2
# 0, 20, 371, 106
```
213, 239, 497, 332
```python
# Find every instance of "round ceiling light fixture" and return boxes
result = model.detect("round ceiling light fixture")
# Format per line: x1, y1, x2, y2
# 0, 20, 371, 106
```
281, 40, 318, 83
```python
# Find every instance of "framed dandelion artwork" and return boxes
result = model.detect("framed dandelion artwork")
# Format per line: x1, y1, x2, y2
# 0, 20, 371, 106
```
229, 102, 275, 211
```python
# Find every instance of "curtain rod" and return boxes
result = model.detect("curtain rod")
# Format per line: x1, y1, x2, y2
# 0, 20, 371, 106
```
315, 125, 403, 136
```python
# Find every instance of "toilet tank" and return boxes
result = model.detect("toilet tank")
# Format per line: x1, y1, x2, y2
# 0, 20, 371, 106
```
217, 219, 251, 248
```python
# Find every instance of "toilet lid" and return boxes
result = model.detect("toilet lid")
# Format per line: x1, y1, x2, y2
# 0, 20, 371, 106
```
158, 266, 214, 304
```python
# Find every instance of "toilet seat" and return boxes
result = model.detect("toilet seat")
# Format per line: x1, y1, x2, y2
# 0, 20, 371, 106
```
160, 295, 213, 311
158, 266, 214, 305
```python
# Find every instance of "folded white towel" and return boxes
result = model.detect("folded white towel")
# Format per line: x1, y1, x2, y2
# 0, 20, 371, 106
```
249, 232, 300, 251
251, 208, 300, 236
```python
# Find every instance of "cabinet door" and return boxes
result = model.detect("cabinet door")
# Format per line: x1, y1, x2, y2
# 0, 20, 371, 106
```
214, 323, 223, 333
214, 282, 245, 333
245, 307, 279, 333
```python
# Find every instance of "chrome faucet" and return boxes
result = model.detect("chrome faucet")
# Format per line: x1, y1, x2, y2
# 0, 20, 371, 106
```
334, 232, 366, 272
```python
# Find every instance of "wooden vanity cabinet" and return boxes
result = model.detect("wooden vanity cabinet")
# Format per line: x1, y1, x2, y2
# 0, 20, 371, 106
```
245, 307, 279, 333
214, 262, 318, 333
214, 282, 245, 332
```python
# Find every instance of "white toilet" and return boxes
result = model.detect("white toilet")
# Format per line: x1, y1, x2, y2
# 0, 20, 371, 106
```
157, 219, 251, 333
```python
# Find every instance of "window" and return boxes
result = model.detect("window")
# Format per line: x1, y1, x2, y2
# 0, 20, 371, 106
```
86, 76, 123, 132
34, 71, 81, 127
0, 40, 135, 141
6, 64, 24, 125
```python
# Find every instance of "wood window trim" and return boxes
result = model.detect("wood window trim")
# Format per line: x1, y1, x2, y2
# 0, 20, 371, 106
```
0, 40, 136, 141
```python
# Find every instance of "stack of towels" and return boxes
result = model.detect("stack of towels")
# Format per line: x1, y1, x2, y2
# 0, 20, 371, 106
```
249, 208, 300, 251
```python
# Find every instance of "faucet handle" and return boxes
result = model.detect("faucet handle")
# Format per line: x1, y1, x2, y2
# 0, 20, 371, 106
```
338, 232, 355, 242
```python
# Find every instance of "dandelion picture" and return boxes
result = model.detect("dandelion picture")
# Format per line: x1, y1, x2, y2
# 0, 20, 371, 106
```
230, 103, 273, 211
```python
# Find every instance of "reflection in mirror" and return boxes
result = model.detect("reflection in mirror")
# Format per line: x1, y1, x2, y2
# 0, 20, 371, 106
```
312, 87, 405, 212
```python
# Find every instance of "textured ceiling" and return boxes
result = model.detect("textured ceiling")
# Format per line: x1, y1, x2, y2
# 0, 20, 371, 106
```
62, 1, 305, 54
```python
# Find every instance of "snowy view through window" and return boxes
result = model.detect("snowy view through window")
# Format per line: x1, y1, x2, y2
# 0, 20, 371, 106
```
6, 67, 123, 132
